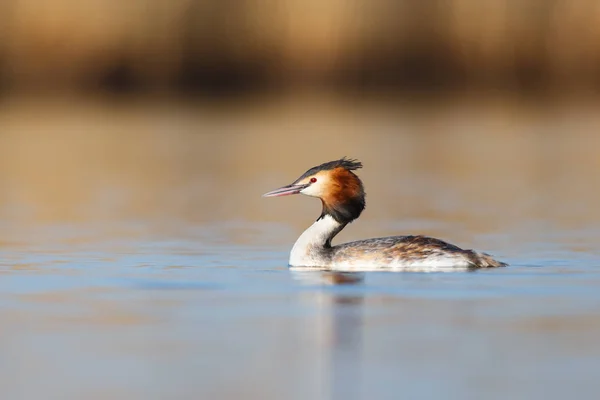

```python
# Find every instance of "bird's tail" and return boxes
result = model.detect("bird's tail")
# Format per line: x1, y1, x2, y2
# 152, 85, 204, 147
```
469, 251, 508, 268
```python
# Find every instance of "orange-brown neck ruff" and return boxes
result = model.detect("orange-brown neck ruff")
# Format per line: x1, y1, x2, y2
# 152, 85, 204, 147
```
319, 168, 365, 224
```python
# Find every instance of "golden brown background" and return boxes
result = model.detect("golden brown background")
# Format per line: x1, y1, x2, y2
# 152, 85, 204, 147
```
1, 0, 600, 95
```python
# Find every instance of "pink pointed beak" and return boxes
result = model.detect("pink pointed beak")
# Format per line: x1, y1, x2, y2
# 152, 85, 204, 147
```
262, 183, 308, 198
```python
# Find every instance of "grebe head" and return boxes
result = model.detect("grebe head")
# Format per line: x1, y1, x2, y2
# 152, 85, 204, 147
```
263, 158, 366, 223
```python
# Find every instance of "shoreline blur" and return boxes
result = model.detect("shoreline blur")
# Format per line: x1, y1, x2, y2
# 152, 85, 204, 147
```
1, 0, 600, 96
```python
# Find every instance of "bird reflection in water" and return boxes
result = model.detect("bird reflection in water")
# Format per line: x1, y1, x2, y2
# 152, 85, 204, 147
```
290, 267, 365, 286
290, 268, 365, 400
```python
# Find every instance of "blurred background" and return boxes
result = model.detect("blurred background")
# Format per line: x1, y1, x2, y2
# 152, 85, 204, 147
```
1, 0, 599, 223
1, 0, 600, 95
1, 1, 600, 400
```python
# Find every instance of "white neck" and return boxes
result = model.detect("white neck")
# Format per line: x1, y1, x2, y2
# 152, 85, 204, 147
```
289, 214, 346, 267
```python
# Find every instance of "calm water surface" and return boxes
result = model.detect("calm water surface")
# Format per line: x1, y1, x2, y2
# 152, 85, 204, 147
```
1, 96, 600, 399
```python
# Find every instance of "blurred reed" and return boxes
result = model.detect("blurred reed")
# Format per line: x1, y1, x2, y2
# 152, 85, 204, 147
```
1, 0, 600, 95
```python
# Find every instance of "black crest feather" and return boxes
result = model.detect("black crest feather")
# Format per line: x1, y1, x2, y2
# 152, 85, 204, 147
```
294, 157, 362, 183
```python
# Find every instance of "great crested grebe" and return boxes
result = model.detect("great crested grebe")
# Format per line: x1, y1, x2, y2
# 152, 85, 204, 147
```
263, 158, 507, 271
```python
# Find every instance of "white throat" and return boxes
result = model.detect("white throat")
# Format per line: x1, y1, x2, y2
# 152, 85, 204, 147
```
288, 215, 345, 267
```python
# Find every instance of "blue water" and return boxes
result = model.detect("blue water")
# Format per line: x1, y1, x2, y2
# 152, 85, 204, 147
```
1, 220, 600, 400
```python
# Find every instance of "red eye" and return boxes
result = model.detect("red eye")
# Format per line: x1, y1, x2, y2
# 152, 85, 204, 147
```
310, 177, 317, 183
